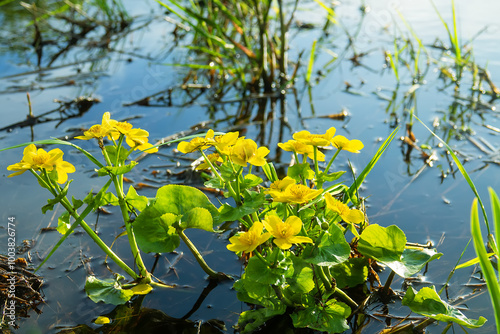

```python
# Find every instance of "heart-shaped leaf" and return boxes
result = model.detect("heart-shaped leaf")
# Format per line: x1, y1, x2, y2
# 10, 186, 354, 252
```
402, 286, 487, 328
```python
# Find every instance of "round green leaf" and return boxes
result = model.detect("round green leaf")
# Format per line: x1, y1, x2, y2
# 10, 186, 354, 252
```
85, 275, 134, 305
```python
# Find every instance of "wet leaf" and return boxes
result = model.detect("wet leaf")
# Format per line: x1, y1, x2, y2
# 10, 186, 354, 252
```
358, 224, 441, 277
330, 257, 369, 289
288, 163, 315, 181
287, 255, 315, 294
56, 212, 72, 235
134, 211, 180, 253
357, 224, 406, 261
304, 224, 350, 266
125, 186, 148, 211
402, 286, 487, 328
291, 299, 351, 333
179, 207, 213, 231
85, 275, 134, 305
237, 308, 286, 333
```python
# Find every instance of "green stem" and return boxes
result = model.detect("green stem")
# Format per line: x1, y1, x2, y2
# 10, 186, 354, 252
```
272, 285, 294, 307
102, 143, 150, 281
36, 171, 138, 279
60, 196, 139, 279
334, 287, 358, 310
253, 249, 271, 266
382, 270, 396, 296
177, 228, 227, 280
325, 149, 341, 173
317, 265, 332, 291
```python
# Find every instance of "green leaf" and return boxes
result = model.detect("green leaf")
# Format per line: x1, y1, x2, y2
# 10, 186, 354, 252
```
397, 247, 442, 277
57, 212, 72, 235
242, 174, 263, 189
41, 180, 71, 213
455, 253, 496, 270
402, 286, 487, 328
133, 185, 219, 253
237, 308, 286, 334
330, 257, 369, 289
97, 162, 138, 177
317, 171, 346, 184
245, 256, 287, 285
291, 299, 351, 333
134, 210, 180, 253
179, 207, 213, 231
287, 255, 315, 294
155, 185, 219, 225
85, 275, 134, 305
72, 196, 84, 210
357, 224, 406, 262
125, 186, 148, 211
105, 145, 129, 164
218, 191, 265, 223
358, 224, 441, 277
304, 224, 350, 266
102, 192, 119, 206
288, 163, 315, 181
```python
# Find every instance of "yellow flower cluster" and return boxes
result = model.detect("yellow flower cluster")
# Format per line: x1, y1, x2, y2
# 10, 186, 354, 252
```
76, 112, 158, 153
7, 144, 75, 184
278, 127, 364, 158
177, 130, 269, 167
265, 177, 323, 204
227, 215, 313, 253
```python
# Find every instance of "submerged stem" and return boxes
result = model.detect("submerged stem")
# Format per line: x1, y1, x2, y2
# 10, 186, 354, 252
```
177, 228, 228, 280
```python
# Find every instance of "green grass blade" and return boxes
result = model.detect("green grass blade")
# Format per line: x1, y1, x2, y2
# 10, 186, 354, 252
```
470, 198, 500, 333
455, 252, 496, 270
345, 127, 399, 202
35, 179, 113, 272
306, 40, 317, 84
0, 139, 104, 169
415, 115, 490, 234
450, 0, 461, 62
489, 187, 500, 256
313, 0, 336, 24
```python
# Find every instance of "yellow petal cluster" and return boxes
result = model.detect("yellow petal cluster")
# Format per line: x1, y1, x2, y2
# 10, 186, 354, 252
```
177, 130, 215, 153
262, 215, 313, 250
7, 144, 75, 184
324, 193, 364, 224
278, 140, 325, 161
230, 138, 269, 167
269, 182, 323, 204
331, 135, 364, 153
227, 222, 271, 253
293, 127, 336, 147
76, 112, 158, 153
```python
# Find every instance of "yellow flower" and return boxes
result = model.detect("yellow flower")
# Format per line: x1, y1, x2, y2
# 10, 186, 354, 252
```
324, 193, 364, 224
214, 131, 239, 155
264, 177, 296, 199
7, 144, 61, 176
273, 184, 323, 204
278, 140, 325, 161
177, 130, 215, 153
7, 144, 75, 184
75, 112, 117, 140
54, 159, 76, 184
331, 135, 364, 153
110, 121, 133, 140
262, 215, 313, 250
227, 222, 271, 253
292, 127, 336, 147
230, 138, 269, 167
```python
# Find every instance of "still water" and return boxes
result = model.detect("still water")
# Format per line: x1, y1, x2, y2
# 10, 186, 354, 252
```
0, 0, 499, 332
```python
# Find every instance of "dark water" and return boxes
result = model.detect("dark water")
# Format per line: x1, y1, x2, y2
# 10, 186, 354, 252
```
0, 0, 499, 332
